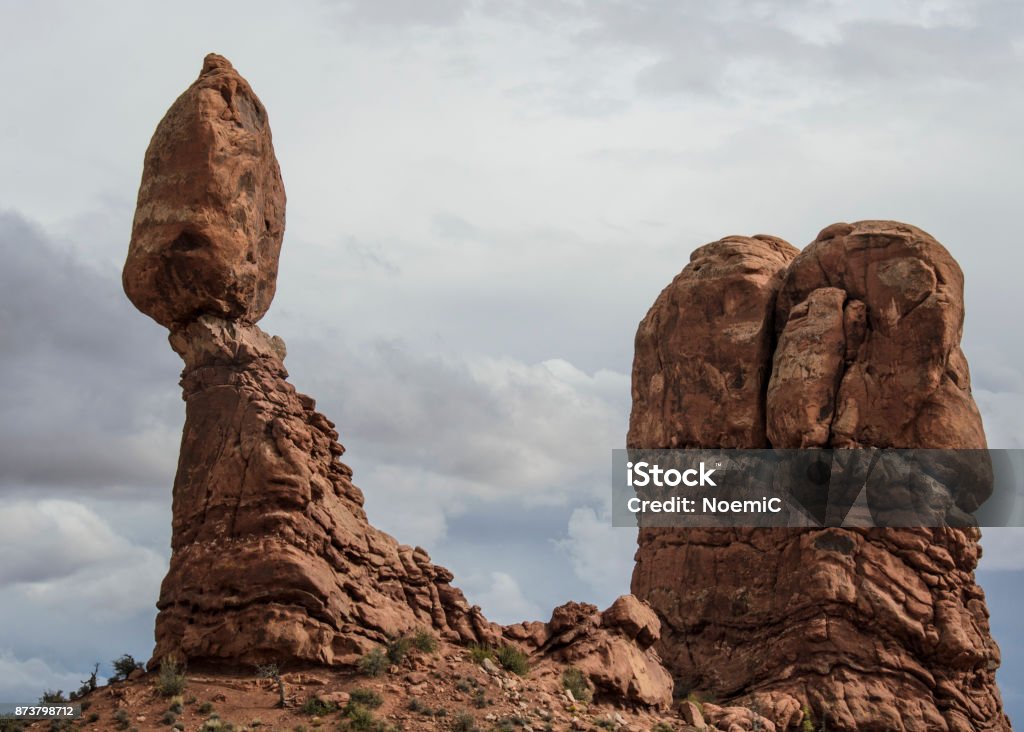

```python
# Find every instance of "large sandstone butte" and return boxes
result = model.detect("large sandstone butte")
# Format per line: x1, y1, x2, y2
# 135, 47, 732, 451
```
125, 53, 672, 711
630, 222, 1012, 730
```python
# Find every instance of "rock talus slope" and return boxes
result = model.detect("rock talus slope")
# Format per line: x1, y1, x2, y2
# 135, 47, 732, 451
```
124, 54, 670, 710
630, 222, 1011, 730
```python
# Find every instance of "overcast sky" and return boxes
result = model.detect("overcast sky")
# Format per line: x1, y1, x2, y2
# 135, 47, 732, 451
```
0, 0, 1022, 720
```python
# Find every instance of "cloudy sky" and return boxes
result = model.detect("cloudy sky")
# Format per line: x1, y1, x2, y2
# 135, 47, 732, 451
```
1, 0, 1022, 720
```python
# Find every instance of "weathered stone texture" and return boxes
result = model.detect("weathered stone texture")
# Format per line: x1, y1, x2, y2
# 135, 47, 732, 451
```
630, 222, 1010, 731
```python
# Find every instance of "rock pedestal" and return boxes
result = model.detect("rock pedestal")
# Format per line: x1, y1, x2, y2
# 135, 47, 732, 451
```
125, 56, 498, 667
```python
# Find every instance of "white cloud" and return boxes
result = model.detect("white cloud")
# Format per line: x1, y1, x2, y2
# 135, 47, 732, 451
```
975, 389, 1024, 450
0, 499, 167, 621
980, 529, 1024, 571
0, 650, 87, 703
468, 571, 543, 624
555, 506, 636, 600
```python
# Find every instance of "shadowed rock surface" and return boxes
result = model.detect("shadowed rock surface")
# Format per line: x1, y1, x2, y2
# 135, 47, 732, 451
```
630, 222, 1011, 730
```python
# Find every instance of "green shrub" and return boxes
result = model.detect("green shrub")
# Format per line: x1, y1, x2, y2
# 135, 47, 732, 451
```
495, 645, 529, 676
168, 696, 184, 714
111, 654, 143, 681
86, 713, 99, 724
651, 724, 675, 732
348, 689, 383, 709
802, 704, 815, 732
452, 711, 477, 732
561, 667, 592, 703
358, 647, 388, 677
161, 711, 177, 725
386, 635, 411, 665
467, 645, 494, 664
157, 657, 187, 697
342, 704, 375, 730
198, 701, 214, 714
113, 709, 131, 731
299, 697, 335, 716
412, 629, 438, 654
39, 690, 66, 703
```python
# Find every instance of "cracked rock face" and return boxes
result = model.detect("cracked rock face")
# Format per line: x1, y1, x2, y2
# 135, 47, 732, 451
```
629, 222, 1011, 731
125, 56, 500, 667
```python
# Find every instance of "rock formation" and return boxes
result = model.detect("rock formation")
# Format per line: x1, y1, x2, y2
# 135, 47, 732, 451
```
125, 55, 501, 668
509, 596, 673, 708
124, 54, 671, 711
630, 222, 1011, 730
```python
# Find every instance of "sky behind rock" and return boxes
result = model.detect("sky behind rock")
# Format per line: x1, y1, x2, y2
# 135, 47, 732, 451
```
0, 0, 1022, 720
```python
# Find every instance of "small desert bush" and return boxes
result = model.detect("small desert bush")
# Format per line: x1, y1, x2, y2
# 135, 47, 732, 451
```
113, 709, 131, 730
168, 695, 184, 713
385, 635, 411, 665
801, 704, 815, 732
357, 647, 388, 677
561, 667, 592, 703
39, 690, 66, 703
198, 701, 215, 714
348, 689, 383, 709
299, 697, 335, 716
650, 723, 675, 732
467, 644, 494, 664
495, 645, 529, 676
412, 628, 438, 653
111, 654, 143, 681
338, 700, 401, 732
157, 657, 187, 697
452, 712, 477, 732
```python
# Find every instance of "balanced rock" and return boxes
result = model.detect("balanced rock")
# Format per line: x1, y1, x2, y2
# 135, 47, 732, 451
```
630, 223, 1011, 731
126, 56, 499, 668
124, 54, 285, 329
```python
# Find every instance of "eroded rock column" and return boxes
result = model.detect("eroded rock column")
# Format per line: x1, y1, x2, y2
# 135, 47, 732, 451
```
630, 222, 1010, 731
125, 55, 496, 668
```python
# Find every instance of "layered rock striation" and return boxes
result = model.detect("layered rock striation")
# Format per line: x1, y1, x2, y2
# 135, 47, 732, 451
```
630, 222, 1011, 730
